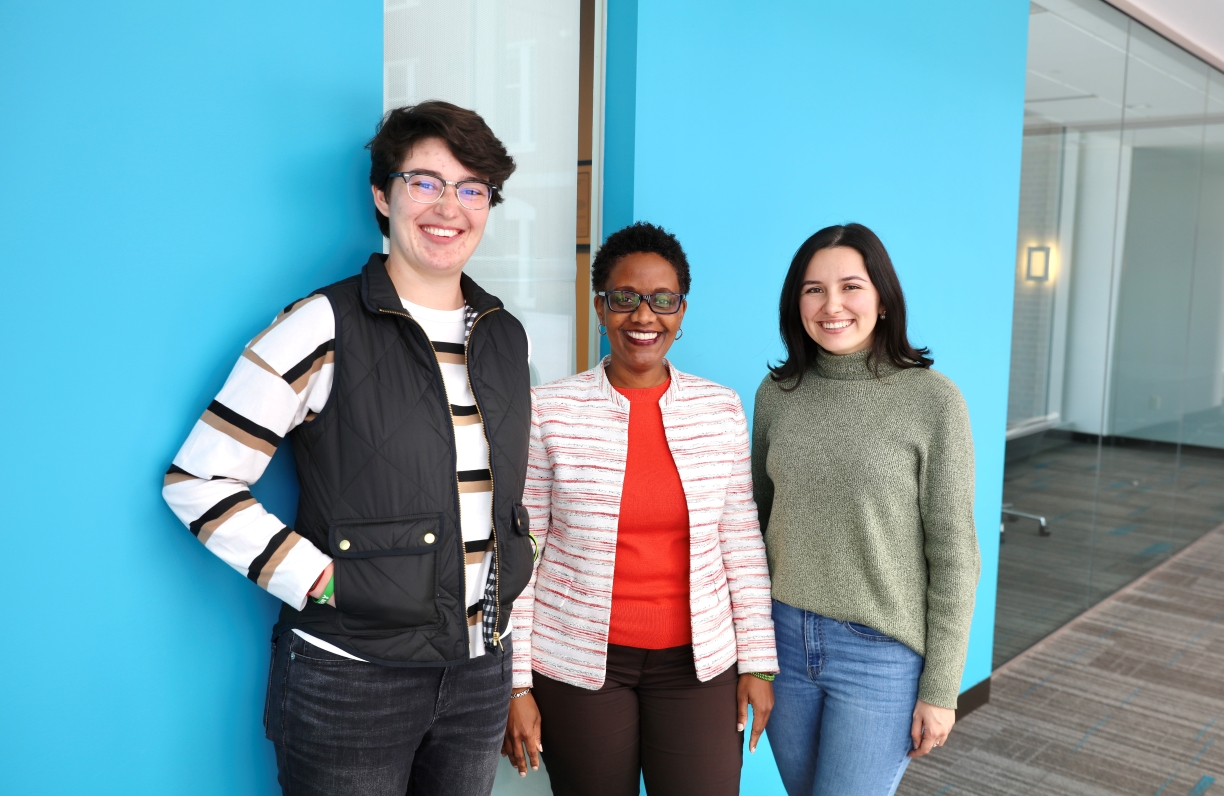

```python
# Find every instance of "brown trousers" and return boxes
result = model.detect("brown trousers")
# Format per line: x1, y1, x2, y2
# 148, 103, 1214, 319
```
532, 644, 742, 796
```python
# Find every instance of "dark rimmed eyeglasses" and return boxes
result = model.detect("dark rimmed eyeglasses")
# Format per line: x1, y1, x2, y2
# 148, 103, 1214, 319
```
388, 171, 498, 211
596, 290, 686, 315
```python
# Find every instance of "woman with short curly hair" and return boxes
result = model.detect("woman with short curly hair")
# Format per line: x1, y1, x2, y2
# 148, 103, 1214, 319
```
502, 222, 778, 796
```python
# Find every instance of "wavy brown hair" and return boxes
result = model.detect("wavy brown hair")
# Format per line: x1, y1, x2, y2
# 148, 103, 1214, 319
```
769, 223, 932, 389
366, 101, 516, 237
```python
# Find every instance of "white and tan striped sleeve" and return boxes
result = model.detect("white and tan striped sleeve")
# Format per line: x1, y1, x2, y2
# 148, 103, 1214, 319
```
162, 294, 336, 610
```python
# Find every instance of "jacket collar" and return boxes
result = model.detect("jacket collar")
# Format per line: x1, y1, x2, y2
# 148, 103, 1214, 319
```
596, 355, 683, 413
359, 253, 504, 316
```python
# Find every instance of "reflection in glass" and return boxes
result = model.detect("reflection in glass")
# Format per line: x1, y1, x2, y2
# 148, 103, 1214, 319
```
997, 0, 1224, 667
385, 1, 580, 386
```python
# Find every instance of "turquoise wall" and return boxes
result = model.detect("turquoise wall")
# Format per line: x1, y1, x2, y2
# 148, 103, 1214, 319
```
603, 0, 1028, 789
1, 0, 1027, 792
0, 3, 382, 794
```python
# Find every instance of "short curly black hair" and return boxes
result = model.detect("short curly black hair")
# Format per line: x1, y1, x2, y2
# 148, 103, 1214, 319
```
591, 222, 691, 294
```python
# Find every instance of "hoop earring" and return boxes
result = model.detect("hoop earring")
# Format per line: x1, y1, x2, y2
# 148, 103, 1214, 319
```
675, 328, 684, 340
598, 324, 607, 336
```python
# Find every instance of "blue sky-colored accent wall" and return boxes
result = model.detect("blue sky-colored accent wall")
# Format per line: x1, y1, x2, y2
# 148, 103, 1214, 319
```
0, 3, 382, 794
1, 0, 1028, 791
602, 0, 1028, 789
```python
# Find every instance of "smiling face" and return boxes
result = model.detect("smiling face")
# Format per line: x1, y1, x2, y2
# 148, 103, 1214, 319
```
799, 245, 883, 356
372, 136, 489, 284
596, 252, 686, 388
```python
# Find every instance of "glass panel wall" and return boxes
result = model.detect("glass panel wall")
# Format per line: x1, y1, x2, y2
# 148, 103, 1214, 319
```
997, 0, 1224, 666
384, 0, 580, 386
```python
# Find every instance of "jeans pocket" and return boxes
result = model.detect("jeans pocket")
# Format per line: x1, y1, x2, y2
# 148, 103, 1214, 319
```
290, 634, 364, 663
844, 621, 897, 642
262, 639, 277, 733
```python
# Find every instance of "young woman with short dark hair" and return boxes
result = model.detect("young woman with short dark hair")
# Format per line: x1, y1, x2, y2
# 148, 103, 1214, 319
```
753, 223, 980, 796
164, 100, 533, 795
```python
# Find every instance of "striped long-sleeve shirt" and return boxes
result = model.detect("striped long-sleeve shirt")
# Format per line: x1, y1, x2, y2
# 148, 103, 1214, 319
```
162, 294, 500, 660
510, 359, 778, 689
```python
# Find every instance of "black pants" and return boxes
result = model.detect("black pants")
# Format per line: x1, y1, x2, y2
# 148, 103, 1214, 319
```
264, 631, 511, 796
533, 644, 742, 796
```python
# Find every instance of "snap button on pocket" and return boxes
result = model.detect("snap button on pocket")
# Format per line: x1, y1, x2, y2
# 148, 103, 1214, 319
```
424, 533, 436, 544
339, 540, 350, 551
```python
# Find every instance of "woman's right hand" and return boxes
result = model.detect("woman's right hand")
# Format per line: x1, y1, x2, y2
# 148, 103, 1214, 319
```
308, 562, 335, 605
502, 691, 543, 777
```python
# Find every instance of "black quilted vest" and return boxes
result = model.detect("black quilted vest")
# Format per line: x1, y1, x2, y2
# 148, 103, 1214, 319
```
271, 254, 534, 665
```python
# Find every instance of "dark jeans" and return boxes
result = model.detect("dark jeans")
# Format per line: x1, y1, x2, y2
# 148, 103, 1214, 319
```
532, 644, 742, 796
264, 631, 512, 796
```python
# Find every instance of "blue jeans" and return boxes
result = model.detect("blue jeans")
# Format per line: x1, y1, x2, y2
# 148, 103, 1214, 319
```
265, 632, 512, 796
766, 600, 923, 796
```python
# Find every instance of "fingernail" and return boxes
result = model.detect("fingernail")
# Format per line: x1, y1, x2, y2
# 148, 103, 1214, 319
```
751, 747, 756, 754
520, 772, 526, 778
737, 723, 745, 732
532, 766, 538, 771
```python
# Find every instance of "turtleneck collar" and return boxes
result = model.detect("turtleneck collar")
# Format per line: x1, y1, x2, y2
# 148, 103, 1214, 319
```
814, 348, 901, 381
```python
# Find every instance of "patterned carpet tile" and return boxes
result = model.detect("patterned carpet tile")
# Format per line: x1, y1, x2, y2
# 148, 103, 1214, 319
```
899, 528, 1224, 796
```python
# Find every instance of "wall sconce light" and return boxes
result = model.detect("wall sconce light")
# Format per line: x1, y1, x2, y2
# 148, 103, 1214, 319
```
1026, 246, 1051, 281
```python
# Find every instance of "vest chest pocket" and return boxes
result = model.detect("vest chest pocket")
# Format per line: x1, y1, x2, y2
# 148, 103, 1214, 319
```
329, 515, 442, 633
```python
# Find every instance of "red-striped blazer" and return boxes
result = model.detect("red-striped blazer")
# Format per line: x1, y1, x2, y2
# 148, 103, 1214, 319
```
510, 359, 777, 689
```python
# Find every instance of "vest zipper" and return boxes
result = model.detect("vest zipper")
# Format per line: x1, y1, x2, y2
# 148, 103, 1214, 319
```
379, 307, 470, 654
464, 308, 504, 649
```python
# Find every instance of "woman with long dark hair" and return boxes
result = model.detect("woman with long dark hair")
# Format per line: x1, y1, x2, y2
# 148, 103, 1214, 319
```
752, 223, 980, 796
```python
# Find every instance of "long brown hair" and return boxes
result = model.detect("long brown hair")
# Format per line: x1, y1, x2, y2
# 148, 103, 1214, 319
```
769, 223, 932, 389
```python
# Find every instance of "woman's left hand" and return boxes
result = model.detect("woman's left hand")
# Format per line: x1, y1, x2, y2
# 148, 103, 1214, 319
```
737, 674, 775, 754
909, 699, 955, 758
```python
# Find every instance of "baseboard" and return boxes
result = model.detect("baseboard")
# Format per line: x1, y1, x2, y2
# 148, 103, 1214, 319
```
956, 677, 990, 720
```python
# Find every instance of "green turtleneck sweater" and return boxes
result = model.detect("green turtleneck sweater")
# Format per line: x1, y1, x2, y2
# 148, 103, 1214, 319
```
751, 349, 980, 709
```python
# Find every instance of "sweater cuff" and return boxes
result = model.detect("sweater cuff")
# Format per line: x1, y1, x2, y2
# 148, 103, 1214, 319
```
736, 657, 780, 676
916, 669, 960, 710
511, 666, 533, 690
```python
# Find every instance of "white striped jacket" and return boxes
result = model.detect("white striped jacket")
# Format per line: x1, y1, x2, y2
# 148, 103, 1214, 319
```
510, 359, 778, 689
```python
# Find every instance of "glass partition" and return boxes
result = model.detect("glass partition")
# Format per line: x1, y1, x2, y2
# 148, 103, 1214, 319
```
997, 0, 1224, 666
384, 0, 580, 386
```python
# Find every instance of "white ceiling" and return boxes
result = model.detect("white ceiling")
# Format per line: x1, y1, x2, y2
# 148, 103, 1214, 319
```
1026, 0, 1224, 147
1107, 0, 1224, 73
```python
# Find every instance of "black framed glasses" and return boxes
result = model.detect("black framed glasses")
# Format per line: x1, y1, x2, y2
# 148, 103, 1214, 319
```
388, 171, 497, 211
596, 290, 686, 314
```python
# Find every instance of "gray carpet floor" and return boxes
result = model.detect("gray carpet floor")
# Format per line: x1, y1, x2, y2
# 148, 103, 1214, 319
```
995, 436, 1224, 667
898, 526, 1224, 796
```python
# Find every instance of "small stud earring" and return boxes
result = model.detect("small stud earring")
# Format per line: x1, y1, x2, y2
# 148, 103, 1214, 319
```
598, 324, 607, 336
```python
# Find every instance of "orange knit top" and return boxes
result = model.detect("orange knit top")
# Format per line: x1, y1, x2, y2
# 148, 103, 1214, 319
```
608, 378, 692, 649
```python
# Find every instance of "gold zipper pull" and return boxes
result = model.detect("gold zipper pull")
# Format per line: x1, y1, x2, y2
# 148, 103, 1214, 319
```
493, 631, 503, 650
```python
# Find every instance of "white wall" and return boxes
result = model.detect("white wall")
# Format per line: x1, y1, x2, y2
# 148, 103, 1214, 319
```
1109, 147, 1224, 444
1006, 130, 1079, 437
1061, 132, 1131, 435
